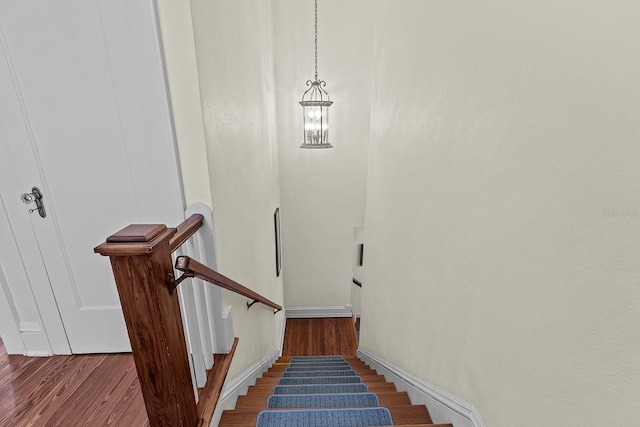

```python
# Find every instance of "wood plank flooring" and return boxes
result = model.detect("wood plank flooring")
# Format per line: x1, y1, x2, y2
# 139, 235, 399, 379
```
281, 317, 359, 357
0, 317, 358, 426
0, 339, 148, 427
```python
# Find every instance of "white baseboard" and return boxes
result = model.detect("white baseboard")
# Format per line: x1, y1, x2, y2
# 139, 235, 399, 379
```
23, 350, 51, 357
285, 305, 353, 318
357, 348, 487, 427
209, 349, 279, 427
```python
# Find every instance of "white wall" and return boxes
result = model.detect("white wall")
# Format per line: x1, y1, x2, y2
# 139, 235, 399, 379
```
156, 0, 212, 208
273, 0, 373, 307
187, 0, 285, 381
157, 0, 285, 381
360, 1, 640, 426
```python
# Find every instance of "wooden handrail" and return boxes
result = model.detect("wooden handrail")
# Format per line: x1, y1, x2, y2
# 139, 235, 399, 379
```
353, 278, 362, 288
175, 256, 282, 313
169, 214, 204, 252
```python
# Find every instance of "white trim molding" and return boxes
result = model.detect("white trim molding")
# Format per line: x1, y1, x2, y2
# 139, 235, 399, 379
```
358, 348, 487, 427
19, 322, 42, 333
285, 305, 353, 318
210, 349, 279, 427
18, 321, 52, 356
278, 310, 286, 356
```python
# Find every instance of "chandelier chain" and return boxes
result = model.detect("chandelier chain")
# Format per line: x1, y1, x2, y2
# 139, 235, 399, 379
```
314, 0, 318, 81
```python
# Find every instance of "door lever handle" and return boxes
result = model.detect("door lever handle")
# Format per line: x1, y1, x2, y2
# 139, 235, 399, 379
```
20, 186, 46, 218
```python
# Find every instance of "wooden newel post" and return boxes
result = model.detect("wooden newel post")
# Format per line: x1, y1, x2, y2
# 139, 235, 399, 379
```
95, 224, 198, 427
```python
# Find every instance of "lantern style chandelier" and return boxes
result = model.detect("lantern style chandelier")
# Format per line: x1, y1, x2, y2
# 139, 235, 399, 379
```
299, 0, 333, 149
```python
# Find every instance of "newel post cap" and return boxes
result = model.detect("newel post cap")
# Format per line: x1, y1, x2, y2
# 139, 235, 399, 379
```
94, 224, 176, 256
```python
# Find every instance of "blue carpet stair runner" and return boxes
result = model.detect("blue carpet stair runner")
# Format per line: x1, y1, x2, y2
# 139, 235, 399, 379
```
272, 383, 369, 395
219, 355, 446, 427
256, 408, 393, 426
256, 355, 393, 427
267, 393, 380, 409
282, 369, 358, 377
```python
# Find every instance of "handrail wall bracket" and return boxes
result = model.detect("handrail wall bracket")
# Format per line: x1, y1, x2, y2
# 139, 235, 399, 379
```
245, 299, 281, 315
167, 271, 194, 295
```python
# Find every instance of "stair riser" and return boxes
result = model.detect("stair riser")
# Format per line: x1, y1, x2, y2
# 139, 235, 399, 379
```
256, 374, 386, 385
281, 371, 358, 378
266, 372, 383, 379
220, 405, 432, 426
271, 361, 372, 372
247, 383, 398, 396
270, 362, 373, 370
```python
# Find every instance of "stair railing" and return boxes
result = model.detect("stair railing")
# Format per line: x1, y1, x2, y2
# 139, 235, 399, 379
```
95, 211, 280, 427
171, 255, 281, 313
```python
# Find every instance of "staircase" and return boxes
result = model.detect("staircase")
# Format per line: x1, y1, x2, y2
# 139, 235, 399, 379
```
219, 355, 453, 427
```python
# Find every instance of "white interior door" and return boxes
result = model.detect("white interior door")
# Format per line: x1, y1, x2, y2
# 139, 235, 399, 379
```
0, 0, 184, 354
0, 130, 70, 356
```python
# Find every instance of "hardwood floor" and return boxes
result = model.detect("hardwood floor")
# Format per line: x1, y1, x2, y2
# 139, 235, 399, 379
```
281, 317, 359, 357
0, 317, 358, 426
0, 339, 148, 427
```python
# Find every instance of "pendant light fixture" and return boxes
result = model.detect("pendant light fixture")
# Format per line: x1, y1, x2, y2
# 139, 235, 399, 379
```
299, 0, 333, 149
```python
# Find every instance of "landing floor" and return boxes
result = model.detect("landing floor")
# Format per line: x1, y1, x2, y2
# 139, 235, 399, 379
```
281, 317, 359, 357
0, 317, 359, 425
0, 339, 148, 426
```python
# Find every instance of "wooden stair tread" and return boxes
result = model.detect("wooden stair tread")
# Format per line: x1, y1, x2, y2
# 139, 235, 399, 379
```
375, 391, 412, 406
219, 405, 431, 426
388, 405, 432, 424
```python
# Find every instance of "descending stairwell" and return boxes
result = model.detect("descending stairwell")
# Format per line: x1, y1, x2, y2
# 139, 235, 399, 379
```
219, 355, 453, 427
